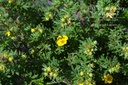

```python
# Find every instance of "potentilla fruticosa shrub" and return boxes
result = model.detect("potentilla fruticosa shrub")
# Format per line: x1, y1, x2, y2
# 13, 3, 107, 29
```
0, 0, 128, 85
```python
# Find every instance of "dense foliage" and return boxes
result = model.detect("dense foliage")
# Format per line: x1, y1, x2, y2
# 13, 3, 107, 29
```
0, 0, 128, 85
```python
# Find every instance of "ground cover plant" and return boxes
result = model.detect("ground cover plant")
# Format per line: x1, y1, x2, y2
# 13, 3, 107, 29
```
0, 0, 128, 85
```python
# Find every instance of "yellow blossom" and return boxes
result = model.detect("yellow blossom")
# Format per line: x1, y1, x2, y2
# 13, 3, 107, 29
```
62, 35, 68, 40
110, 6, 117, 13
5, 31, 11, 36
103, 74, 113, 84
56, 35, 68, 46
56, 39, 67, 46
31, 28, 35, 33
106, 12, 113, 18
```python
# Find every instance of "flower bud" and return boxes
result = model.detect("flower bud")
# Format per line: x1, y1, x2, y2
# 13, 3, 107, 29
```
53, 73, 58, 78
47, 67, 51, 72
45, 17, 49, 21
80, 71, 84, 76
44, 72, 48, 76
31, 28, 35, 33
22, 54, 26, 59
8, 57, 14, 62
49, 72, 53, 77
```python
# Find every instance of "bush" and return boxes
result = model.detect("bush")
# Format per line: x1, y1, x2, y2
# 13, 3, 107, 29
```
0, 0, 128, 85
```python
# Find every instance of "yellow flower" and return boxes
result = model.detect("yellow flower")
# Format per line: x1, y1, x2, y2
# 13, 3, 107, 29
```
56, 35, 68, 46
5, 31, 11, 36
8, 0, 13, 4
106, 12, 113, 18
56, 39, 67, 46
31, 28, 35, 33
80, 71, 84, 76
103, 74, 113, 84
8, 57, 14, 62
62, 35, 68, 40
78, 83, 84, 85
0, 64, 5, 71
110, 6, 116, 13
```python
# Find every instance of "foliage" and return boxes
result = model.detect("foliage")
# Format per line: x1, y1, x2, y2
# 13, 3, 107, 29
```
0, 0, 128, 85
